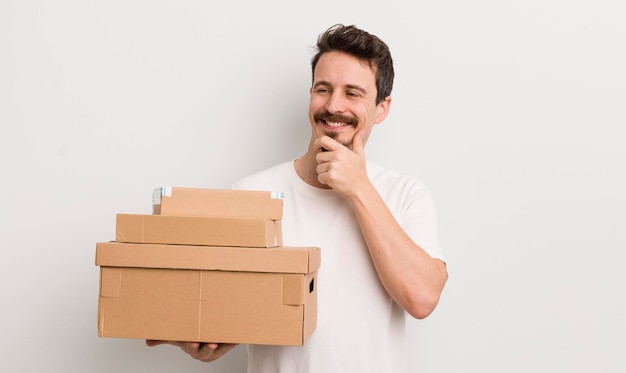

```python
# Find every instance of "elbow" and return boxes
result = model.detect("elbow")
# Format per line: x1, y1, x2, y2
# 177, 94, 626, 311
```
405, 295, 441, 319
403, 267, 448, 319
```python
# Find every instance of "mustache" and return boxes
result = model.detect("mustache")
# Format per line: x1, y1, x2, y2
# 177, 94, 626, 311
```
313, 112, 358, 126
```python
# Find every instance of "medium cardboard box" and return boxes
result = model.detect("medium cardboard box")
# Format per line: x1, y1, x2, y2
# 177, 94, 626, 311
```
153, 187, 284, 220
96, 242, 320, 346
116, 213, 282, 248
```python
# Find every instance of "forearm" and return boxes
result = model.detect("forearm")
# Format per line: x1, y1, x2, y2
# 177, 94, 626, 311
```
348, 184, 448, 319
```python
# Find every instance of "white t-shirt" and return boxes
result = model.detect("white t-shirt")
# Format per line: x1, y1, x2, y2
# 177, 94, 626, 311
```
232, 160, 444, 373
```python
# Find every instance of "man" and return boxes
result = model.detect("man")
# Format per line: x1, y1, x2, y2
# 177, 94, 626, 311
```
147, 24, 448, 372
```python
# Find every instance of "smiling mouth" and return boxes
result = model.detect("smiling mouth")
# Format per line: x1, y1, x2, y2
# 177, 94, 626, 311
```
314, 113, 357, 129
325, 121, 348, 128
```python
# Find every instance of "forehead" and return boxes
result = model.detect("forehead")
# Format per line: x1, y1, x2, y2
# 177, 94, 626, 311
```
313, 51, 377, 89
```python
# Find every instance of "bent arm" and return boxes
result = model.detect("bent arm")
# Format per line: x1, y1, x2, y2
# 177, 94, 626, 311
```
315, 133, 448, 318
348, 183, 448, 319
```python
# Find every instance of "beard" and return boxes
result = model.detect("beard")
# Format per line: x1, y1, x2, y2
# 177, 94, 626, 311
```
325, 131, 352, 148
313, 111, 358, 148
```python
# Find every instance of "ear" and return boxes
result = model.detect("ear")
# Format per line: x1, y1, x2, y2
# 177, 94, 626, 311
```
374, 96, 392, 124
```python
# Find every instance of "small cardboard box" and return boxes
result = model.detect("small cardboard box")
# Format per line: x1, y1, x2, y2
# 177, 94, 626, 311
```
116, 214, 282, 248
96, 242, 320, 346
153, 187, 284, 220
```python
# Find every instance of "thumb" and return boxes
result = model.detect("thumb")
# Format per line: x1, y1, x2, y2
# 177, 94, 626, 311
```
352, 130, 365, 155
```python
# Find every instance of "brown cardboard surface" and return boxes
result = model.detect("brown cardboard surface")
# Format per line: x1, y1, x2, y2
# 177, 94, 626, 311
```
95, 242, 320, 273
153, 187, 284, 220
115, 214, 282, 248
96, 242, 319, 345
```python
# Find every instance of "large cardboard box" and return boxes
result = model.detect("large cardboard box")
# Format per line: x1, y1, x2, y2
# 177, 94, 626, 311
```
153, 187, 284, 220
96, 242, 320, 346
116, 213, 282, 248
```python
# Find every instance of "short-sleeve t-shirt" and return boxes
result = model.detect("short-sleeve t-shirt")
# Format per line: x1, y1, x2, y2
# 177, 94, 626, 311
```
232, 160, 444, 373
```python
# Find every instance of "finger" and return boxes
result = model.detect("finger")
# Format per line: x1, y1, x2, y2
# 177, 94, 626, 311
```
196, 343, 238, 362
315, 145, 333, 167
352, 130, 365, 155
318, 135, 346, 154
200, 342, 219, 350
191, 342, 215, 357
314, 136, 330, 153
316, 162, 328, 175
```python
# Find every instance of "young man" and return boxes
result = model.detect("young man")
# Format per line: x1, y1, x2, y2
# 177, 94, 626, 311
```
147, 24, 448, 372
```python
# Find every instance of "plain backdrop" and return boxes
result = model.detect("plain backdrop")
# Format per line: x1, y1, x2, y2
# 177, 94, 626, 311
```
1, 1, 625, 372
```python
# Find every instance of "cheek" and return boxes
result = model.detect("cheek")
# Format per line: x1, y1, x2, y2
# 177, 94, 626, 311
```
309, 96, 325, 111
307, 102, 317, 120
355, 102, 374, 121
308, 102, 320, 124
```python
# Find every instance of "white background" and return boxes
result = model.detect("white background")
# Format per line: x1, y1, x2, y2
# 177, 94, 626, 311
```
2, 1, 625, 372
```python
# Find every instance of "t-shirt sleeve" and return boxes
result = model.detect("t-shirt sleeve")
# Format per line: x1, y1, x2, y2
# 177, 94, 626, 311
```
400, 180, 445, 262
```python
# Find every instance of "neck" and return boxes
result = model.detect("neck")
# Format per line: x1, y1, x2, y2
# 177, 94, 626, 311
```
294, 146, 332, 189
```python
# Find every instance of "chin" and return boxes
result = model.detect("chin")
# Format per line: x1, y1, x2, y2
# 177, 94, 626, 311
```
326, 133, 348, 146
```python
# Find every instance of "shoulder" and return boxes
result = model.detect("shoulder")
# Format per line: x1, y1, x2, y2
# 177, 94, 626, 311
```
232, 161, 293, 191
367, 162, 436, 220
367, 162, 429, 197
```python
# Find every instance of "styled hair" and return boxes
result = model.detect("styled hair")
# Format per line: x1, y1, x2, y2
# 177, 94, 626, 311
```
311, 24, 394, 105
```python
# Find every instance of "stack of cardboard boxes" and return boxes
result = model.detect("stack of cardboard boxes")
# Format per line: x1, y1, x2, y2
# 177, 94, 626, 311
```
95, 187, 320, 346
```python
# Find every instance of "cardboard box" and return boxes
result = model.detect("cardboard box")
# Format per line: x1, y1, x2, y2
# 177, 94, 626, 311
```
153, 187, 284, 220
116, 214, 282, 248
96, 242, 320, 346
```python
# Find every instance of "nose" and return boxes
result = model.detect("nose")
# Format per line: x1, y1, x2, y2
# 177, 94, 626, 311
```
325, 92, 346, 114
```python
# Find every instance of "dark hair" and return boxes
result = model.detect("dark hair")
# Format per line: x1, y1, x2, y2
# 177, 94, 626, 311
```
311, 24, 394, 105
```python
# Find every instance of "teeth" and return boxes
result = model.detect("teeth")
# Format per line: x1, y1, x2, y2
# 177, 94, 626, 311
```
326, 121, 346, 127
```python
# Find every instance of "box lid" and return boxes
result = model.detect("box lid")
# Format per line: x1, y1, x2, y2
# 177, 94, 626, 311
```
153, 187, 284, 220
95, 242, 320, 274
